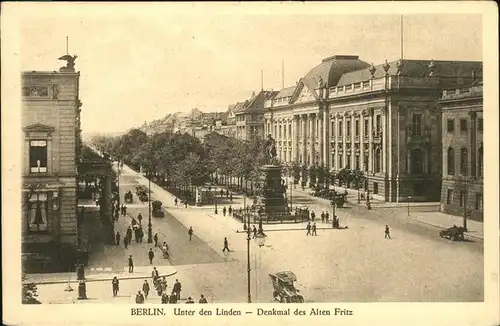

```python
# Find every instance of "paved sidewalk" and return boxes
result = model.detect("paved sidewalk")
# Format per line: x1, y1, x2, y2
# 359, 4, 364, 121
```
407, 212, 484, 240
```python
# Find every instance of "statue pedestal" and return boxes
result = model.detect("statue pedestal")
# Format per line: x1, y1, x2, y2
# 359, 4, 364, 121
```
256, 165, 289, 221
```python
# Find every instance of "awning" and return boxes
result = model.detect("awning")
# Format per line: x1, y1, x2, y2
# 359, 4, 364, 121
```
22, 182, 63, 192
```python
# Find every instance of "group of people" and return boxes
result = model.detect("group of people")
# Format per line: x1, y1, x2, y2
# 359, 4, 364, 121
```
115, 213, 147, 249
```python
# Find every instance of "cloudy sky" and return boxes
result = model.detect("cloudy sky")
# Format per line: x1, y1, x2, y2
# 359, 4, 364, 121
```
12, 3, 483, 134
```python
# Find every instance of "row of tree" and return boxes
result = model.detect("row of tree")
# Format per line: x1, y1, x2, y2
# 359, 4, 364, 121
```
91, 129, 367, 199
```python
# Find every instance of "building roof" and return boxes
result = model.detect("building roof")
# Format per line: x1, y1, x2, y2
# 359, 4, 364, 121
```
302, 55, 371, 90
336, 59, 483, 86
241, 90, 278, 113
232, 101, 247, 113
274, 86, 295, 99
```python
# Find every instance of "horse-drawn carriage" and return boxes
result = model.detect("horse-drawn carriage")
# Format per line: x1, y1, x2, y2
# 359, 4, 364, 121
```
439, 225, 466, 241
269, 271, 304, 303
330, 191, 347, 208
152, 200, 165, 218
124, 190, 133, 203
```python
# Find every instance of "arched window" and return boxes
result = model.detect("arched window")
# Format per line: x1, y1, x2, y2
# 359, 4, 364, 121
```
478, 145, 483, 177
460, 147, 468, 175
411, 149, 423, 174
447, 147, 455, 175
375, 148, 381, 173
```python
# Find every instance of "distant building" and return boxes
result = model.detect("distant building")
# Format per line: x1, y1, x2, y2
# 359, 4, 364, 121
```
220, 103, 238, 138
21, 58, 83, 272
264, 54, 482, 202
234, 90, 278, 141
438, 81, 483, 221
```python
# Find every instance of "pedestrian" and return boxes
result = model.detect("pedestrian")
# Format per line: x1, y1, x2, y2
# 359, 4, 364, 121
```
115, 231, 121, 246
161, 276, 167, 293
186, 296, 195, 304
188, 227, 193, 241
222, 237, 231, 252
174, 197, 178, 206
306, 222, 311, 236
385, 225, 391, 239
252, 225, 257, 239
185, 201, 188, 208
112, 276, 119, 297
199, 294, 208, 303
128, 255, 134, 273
228, 205, 232, 216
148, 248, 155, 264
114, 209, 119, 221
123, 205, 127, 216
173, 279, 182, 300
153, 233, 158, 247
135, 291, 145, 304
321, 211, 325, 223
121, 204, 125, 216
161, 292, 169, 304
137, 213, 143, 225
325, 212, 330, 223
223, 206, 227, 216
230, 193, 233, 203
134, 227, 140, 243
310, 211, 316, 222
126, 226, 133, 241
152, 267, 159, 284
124, 236, 128, 249
312, 222, 317, 236
220, 189, 224, 197
142, 280, 150, 299
226, 189, 229, 198
138, 226, 144, 243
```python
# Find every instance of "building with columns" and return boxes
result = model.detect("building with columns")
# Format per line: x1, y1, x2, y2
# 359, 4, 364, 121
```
21, 57, 83, 272
439, 81, 483, 221
264, 54, 482, 202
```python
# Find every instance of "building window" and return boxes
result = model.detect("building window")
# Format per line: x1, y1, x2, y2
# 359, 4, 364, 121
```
475, 193, 482, 211
288, 124, 292, 138
347, 120, 351, 137
331, 121, 335, 138
376, 115, 381, 136
375, 148, 381, 173
364, 118, 369, 137
355, 155, 360, 170
26, 192, 49, 233
460, 147, 468, 175
447, 147, 455, 175
447, 119, 454, 133
459, 191, 465, 207
412, 114, 422, 136
355, 120, 360, 137
338, 121, 343, 137
29, 140, 48, 173
460, 118, 468, 133
478, 146, 483, 177
411, 149, 424, 174
477, 118, 483, 132
373, 182, 379, 195
447, 189, 453, 204
279, 125, 282, 138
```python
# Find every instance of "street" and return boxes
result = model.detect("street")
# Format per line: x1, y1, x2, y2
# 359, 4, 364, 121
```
106, 165, 483, 303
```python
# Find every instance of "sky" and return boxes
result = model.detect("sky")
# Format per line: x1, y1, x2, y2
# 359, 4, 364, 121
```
14, 3, 483, 134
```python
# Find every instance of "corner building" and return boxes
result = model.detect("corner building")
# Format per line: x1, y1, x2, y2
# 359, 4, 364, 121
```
264, 55, 482, 202
21, 61, 82, 272
439, 82, 483, 221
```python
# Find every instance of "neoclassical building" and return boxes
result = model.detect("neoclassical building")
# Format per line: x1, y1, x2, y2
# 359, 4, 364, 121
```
234, 90, 277, 141
439, 82, 483, 221
264, 54, 482, 202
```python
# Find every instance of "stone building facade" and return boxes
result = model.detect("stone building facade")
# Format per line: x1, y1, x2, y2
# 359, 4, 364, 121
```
21, 58, 83, 272
439, 82, 483, 221
235, 90, 277, 141
264, 55, 482, 202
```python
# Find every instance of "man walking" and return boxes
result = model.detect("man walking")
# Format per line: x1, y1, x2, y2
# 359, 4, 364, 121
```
310, 211, 316, 222
385, 225, 391, 239
228, 205, 232, 216
306, 222, 311, 236
137, 213, 143, 225
222, 237, 231, 252
115, 231, 121, 246
128, 255, 134, 273
135, 291, 145, 304
188, 227, 193, 241
223, 206, 227, 216
124, 235, 128, 249
321, 211, 325, 223
325, 212, 330, 224
148, 248, 155, 264
152, 267, 159, 284
312, 222, 317, 236
173, 279, 182, 301
252, 225, 257, 239
112, 276, 119, 297
123, 205, 127, 216
174, 197, 178, 206
142, 280, 150, 300
154, 233, 158, 247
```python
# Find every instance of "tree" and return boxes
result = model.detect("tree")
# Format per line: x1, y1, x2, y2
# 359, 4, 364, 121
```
292, 161, 301, 185
309, 165, 318, 187
22, 273, 41, 304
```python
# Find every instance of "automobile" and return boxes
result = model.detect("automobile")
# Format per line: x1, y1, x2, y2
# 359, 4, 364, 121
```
269, 271, 304, 303
152, 200, 165, 218
124, 190, 133, 203
439, 225, 466, 241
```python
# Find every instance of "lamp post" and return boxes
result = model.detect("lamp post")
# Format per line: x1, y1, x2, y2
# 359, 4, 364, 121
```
243, 194, 247, 230
214, 186, 218, 215
117, 159, 121, 208
147, 173, 153, 243
247, 228, 266, 303
365, 164, 371, 209
407, 195, 411, 216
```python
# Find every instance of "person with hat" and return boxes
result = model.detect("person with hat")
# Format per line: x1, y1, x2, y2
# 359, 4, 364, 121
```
186, 297, 195, 304
199, 294, 208, 303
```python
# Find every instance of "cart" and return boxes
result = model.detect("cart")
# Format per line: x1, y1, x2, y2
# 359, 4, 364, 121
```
439, 225, 466, 241
269, 271, 304, 303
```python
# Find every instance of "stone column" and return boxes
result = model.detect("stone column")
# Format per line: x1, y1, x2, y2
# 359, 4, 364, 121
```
310, 113, 315, 165
342, 115, 346, 169
368, 112, 373, 172
302, 115, 307, 164
382, 108, 387, 174
323, 108, 329, 168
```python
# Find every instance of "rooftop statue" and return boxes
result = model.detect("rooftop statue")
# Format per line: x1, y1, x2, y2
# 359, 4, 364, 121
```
58, 54, 78, 71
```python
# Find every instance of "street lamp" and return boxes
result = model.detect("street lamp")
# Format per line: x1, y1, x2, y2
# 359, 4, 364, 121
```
407, 195, 411, 216
214, 186, 218, 215
247, 227, 266, 303
147, 173, 153, 243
